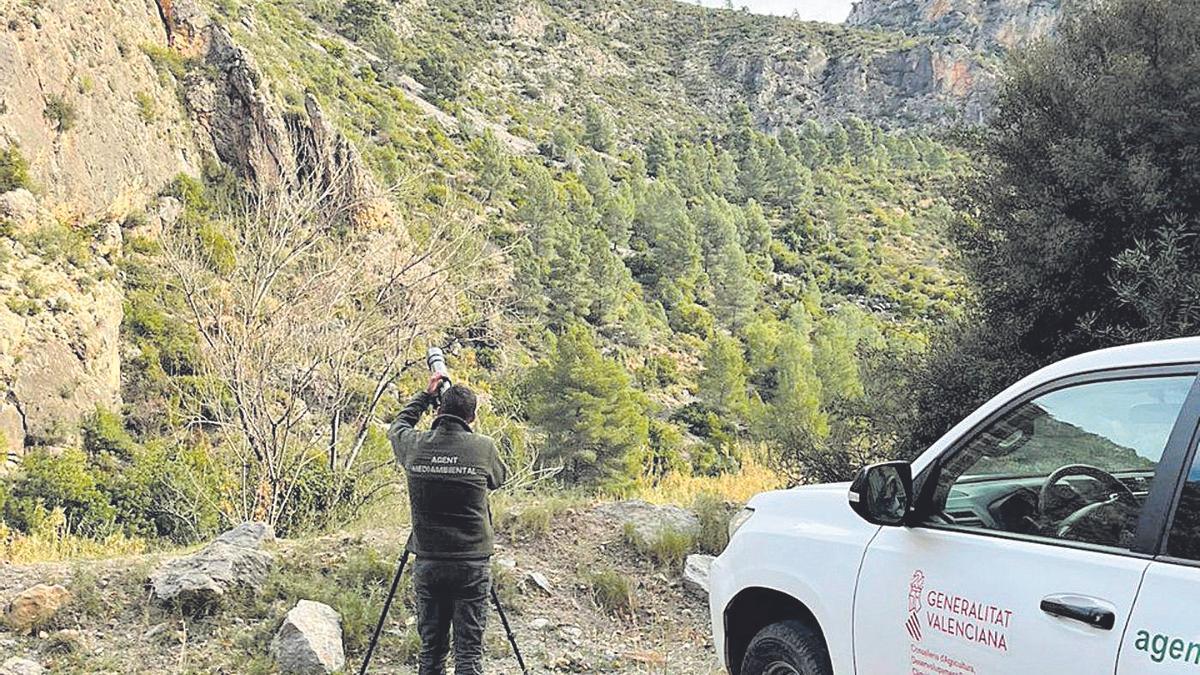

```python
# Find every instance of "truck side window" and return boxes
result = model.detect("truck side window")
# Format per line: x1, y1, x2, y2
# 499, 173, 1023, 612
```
1167, 451, 1200, 560
926, 376, 1193, 550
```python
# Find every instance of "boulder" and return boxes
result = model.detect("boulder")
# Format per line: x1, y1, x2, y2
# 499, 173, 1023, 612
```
215, 522, 275, 549
683, 554, 714, 596
3, 584, 71, 634
150, 523, 274, 608
270, 600, 345, 674
0, 189, 38, 230
0, 657, 44, 675
595, 500, 700, 545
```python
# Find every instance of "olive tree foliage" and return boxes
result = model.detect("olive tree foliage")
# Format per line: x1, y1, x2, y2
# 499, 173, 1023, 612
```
161, 173, 498, 528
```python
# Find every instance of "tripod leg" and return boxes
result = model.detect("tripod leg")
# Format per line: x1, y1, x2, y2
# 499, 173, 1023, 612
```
491, 586, 529, 674
359, 549, 410, 675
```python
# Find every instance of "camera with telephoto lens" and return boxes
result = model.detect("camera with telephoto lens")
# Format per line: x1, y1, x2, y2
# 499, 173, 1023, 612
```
426, 347, 453, 401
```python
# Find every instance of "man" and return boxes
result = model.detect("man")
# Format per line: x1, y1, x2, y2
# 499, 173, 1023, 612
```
389, 373, 507, 675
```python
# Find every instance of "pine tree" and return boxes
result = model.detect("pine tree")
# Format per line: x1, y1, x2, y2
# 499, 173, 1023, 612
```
645, 128, 677, 178
700, 332, 751, 421
583, 103, 615, 153
526, 323, 649, 484
471, 129, 511, 201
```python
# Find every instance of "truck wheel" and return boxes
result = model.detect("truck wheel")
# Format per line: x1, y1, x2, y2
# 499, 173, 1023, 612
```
740, 619, 832, 675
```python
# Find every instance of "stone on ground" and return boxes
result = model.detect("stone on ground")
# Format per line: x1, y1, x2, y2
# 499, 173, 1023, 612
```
270, 600, 345, 674
524, 570, 553, 595
150, 523, 274, 607
214, 522, 275, 549
0, 657, 44, 675
595, 500, 700, 544
683, 554, 714, 596
3, 584, 71, 634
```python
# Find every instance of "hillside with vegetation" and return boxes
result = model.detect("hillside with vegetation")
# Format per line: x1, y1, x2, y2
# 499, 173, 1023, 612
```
21, 0, 1190, 670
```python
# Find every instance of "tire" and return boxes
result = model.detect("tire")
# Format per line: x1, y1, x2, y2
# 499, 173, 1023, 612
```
739, 619, 833, 675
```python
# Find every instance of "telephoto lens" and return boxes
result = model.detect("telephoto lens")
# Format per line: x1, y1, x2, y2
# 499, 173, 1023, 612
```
426, 347, 452, 396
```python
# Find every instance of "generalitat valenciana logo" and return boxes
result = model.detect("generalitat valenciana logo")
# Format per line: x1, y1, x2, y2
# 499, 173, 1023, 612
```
907, 569, 926, 641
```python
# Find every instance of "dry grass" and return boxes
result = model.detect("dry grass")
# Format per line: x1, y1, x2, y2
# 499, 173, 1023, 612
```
0, 514, 147, 564
631, 450, 784, 507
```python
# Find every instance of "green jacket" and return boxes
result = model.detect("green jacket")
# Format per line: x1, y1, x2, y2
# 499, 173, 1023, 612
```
388, 391, 507, 559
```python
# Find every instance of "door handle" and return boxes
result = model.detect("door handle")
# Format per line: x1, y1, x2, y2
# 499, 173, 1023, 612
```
1040, 594, 1116, 630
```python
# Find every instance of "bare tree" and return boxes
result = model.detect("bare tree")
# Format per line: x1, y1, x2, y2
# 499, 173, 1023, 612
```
161, 170, 502, 529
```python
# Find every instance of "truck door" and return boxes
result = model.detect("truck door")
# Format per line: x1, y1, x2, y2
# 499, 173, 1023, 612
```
853, 372, 1199, 675
1118, 440, 1200, 673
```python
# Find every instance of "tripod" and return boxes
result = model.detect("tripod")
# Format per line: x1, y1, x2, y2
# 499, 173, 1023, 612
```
359, 548, 530, 675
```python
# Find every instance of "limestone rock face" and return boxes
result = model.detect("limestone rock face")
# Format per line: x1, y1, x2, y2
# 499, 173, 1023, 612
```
0, 196, 122, 466
150, 523, 275, 608
3, 584, 72, 635
270, 600, 346, 675
0, 1, 199, 214
848, 0, 1061, 52
595, 500, 701, 545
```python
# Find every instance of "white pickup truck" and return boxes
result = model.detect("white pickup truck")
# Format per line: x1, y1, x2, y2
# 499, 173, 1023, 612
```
710, 337, 1200, 675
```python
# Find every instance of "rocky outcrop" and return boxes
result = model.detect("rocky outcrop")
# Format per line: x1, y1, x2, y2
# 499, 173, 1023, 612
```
270, 600, 346, 675
0, 191, 122, 465
595, 500, 701, 544
149, 523, 275, 609
848, 0, 1061, 52
3, 584, 71, 635
164, 1, 379, 212
0, 0, 199, 215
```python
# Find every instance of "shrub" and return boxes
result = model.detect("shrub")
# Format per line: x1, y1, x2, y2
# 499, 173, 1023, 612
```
82, 407, 138, 460
44, 94, 77, 132
692, 492, 731, 554
20, 222, 91, 266
0, 145, 31, 192
623, 522, 695, 569
583, 568, 635, 616
140, 43, 188, 79
135, 91, 157, 123
3, 449, 116, 537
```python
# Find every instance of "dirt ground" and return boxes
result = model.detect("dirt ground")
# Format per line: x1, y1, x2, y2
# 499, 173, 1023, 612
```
0, 504, 724, 674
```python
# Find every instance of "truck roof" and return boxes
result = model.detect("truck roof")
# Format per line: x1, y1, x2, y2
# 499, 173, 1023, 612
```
912, 336, 1200, 473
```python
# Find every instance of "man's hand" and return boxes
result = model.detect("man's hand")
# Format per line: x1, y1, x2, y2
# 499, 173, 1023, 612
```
426, 372, 448, 396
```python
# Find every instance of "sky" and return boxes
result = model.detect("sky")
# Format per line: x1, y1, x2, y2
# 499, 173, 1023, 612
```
684, 0, 855, 23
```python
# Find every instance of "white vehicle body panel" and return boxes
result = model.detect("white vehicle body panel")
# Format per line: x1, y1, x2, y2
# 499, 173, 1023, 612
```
1118, 562, 1200, 673
709, 337, 1200, 675
710, 484, 879, 673
855, 526, 1147, 674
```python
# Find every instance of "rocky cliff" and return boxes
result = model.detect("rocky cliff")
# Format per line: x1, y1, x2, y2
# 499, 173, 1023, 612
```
848, 0, 1062, 52
0, 0, 378, 467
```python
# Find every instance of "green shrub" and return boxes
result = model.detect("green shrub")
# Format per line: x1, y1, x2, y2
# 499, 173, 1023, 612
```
3, 449, 116, 537
583, 568, 635, 616
140, 43, 188, 79
623, 522, 695, 569
692, 492, 731, 554
196, 221, 235, 273
135, 91, 157, 123
82, 407, 138, 460
6, 296, 40, 316
44, 94, 77, 132
0, 145, 32, 193
20, 222, 91, 266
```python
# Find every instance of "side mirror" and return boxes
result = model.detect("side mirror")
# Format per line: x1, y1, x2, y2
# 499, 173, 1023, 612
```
849, 461, 913, 526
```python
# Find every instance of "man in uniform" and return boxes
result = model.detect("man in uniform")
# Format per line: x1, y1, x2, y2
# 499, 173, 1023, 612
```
389, 373, 507, 675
